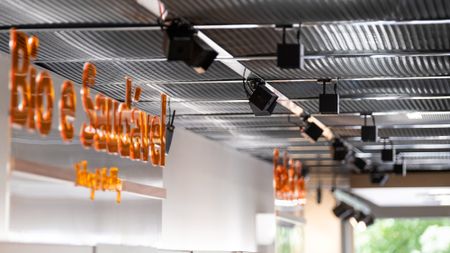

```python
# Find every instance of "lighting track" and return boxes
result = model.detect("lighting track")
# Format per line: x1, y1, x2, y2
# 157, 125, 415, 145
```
31, 50, 450, 64
2, 18, 450, 32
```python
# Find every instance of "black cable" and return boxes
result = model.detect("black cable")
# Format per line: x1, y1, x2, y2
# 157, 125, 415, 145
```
168, 98, 171, 119
242, 68, 251, 98
0, 23, 159, 31
170, 110, 176, 126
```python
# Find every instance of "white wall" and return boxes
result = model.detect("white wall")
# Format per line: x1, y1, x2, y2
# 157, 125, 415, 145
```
0, 51, 164, 246
304, 190, 341, 253
0, 242, 92, 253
9, 197, 162, 246
0, 51, 275, 251
0, 52, 11, 240
162, 128, 274, 252
0, 242, 159, 253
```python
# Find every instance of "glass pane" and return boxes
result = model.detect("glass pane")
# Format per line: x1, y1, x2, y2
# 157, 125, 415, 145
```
354, 218, 450, 253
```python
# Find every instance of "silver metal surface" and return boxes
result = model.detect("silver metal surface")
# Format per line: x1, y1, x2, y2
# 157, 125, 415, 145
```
0, 0, 449, 170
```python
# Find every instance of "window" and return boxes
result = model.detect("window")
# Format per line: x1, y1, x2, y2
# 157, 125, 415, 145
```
354, 218, 450, 253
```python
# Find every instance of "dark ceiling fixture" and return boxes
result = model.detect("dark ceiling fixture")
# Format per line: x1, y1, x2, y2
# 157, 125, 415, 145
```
361, 113, 378, 142
353, 157, 368, 172
277, 26, 304, 69
301, 166, 310, 178
381, 138, 395, 162
166, 100, 176, 155
370, 167, 389, 186
353, 211, 366, 223
333, 202, 355, 220
393, 158, 407, 176
334, 204, 375, 228
318, 78, 339, 114
316, 183, 322, 204
300, 115, 323, 143
361, 214, 375, 227
333, 191, 376, 229
353, 212, 375, 228
331, 138, 349, 161
244, 77, 278, 116
163, 18, 218, 74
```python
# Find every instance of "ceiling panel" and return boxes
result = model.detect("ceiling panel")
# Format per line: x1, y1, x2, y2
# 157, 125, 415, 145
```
176, 115, 299, 129
0, 0, 157, 26
272, 79, 450, 98
163, 0, 450, 24
204, 24, 450, 56
91, 83, 162, 102
0, 29, 164, 61
139, 101, 291, 116
316, 113, 450, 126
191, 128, 301, 139
296, 98, 450, 114
332, 127, 450, 138
2, 0, 450, 172
38, 61, 241, 84
147, 82, 249, 101
242, 57, 450, 80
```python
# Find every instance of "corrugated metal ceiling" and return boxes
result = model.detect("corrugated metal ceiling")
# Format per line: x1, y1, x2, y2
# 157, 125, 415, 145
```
203, 24, 450, 55
242, 57, 450, 80
163, 0, 450, 24
297, 99, 450, 114
0, 0, 449, 171
0, 29, 164, 61
272, 79, 450, 98
38, 61, 240, 84
0, 0, 157, 26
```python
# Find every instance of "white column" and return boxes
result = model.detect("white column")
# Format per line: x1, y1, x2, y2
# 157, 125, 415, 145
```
0, 52, 11, 238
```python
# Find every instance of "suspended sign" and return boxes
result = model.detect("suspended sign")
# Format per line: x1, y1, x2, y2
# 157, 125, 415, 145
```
74, 160, 122, 203
273, 148, 306, 205
9, 29, 167, 167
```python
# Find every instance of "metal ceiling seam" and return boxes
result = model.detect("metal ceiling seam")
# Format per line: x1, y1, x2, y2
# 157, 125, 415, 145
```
134, 95, 450, 104
30, 51, 450, 64
4, 18, 450, 32
92, 75, 450, 85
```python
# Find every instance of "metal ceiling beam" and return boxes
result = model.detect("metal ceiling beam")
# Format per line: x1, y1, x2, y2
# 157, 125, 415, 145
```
175, 112, 294, 118
346, 136, 450, 141
141, 94, 450, 104
315, 111, 450, 117
196, 19, 450, 28
361, 144, 450, 151
174, 111, 450, 118
187, 123, 450, 132
268, 75, 450, 82
31, 50, 450, 64
104, 75, 450, 86
332, 123, 450, 129
92, 75, 450, 87
3, 18, 450, 33
0, 24, 162, 32
401, 152, 450, 157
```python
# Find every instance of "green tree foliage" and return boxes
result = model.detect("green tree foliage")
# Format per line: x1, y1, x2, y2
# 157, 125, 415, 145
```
276, 224, 304, 253
355, 218, 450, 253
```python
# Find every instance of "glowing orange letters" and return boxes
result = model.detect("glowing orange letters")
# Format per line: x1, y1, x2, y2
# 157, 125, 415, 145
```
9, 29, 167, 167
74, 160, 122, 203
